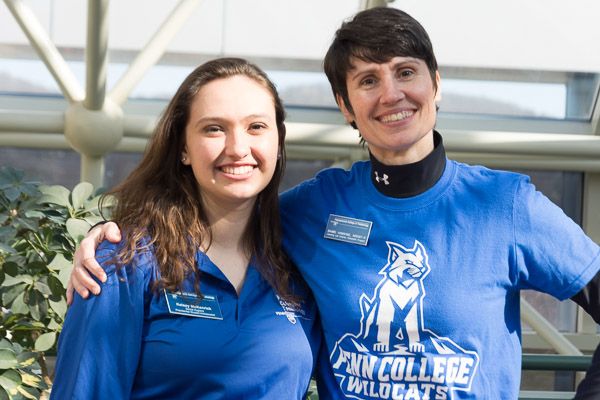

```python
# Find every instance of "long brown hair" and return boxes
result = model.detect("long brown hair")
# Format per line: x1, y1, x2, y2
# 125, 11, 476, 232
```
101, 58, 297, 301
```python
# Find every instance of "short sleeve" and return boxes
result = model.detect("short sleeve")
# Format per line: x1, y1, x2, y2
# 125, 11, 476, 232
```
50, 241, 150, 399
513, 178, 600, 300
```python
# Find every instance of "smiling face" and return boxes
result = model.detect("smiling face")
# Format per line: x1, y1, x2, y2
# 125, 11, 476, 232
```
338, 56, 441, 165
182, 75, 279, 210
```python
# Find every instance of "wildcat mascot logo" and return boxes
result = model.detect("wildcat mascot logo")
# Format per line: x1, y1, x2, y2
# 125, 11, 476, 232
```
330, 240, 479, 399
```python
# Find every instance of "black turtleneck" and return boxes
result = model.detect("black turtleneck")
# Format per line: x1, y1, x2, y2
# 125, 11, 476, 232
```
369, 131, 446, 198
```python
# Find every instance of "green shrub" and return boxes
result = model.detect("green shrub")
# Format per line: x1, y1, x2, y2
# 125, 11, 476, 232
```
0, 166, 111, 399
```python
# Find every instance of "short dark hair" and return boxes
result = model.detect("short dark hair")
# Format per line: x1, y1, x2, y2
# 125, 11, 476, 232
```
324, 7, 438, 125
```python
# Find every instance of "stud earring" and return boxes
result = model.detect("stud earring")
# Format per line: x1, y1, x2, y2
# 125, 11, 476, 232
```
277, 153, 282, 159
181, 156, 187, 163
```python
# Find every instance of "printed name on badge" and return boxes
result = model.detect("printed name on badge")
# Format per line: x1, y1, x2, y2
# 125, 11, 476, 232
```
324, 214, 373, 246
164, 290, 223, 320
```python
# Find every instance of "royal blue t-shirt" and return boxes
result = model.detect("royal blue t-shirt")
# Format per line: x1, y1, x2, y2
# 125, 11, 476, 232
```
51, 241, 321, 399
281, 159, 600, 399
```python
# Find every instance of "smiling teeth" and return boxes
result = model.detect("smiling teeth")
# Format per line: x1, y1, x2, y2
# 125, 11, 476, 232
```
380, 110, 414, 122
221, 165, 254, 175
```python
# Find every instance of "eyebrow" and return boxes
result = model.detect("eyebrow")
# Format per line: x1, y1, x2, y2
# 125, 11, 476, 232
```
349, 58, 422, 82
193, 113, 273, 129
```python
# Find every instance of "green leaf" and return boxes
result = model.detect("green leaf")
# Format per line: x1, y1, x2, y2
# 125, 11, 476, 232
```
0, 369, 22, 392
18, 183, 39, 197
24, 262, 46, 274
0, 170, 12, 186
49, 296, 67, 319
37, 185, 70, 208
33, 332, 55, 352
84, 194, 102, 213
2, 262, 19, 277
66, 218, 92, 243
0, 339, 12, 350
1, 314, 19, 330
24, 290, 47, 321
43, 212, 67, 225
1, 167, 24, 183
1, 275, 32, 288
0, 386, 10, 400
23, 211, 44, 219
71, 182, 94, 210
0, 348, 17, 369
21, 369, 47, 390
11, 321, 45, 331
10, 342, 22, 356
33, 280, 51, 296
57, 267, 73, 289
14, 217, 38, 232
9, 274, 33, 286
5, 187, 20, 202
10, 292, 29, 315
47, 253, 71, 271
46, 275, 65, 297
17, 384, 40, 399
16, 352, 37, 369
47, 319, 61, 330
0, 244, 16, 254
0, 226, 17, 242
84, 215, 104, 226
2, 283, 28, 306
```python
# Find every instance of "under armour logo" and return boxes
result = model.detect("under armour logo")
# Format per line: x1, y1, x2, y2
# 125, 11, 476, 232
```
375, 171, 389, 185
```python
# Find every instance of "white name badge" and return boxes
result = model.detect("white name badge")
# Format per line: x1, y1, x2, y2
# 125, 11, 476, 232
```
323, 214, 373, 246
164, 290, 223, 320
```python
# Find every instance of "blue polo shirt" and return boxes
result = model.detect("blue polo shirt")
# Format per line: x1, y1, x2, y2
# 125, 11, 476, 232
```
51, 240, 321, 400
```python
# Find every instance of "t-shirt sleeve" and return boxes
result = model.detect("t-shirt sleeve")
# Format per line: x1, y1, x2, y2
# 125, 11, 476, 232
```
50, 241, 150, 399
280, 183, 310, 248
280, 184, 304, 220
513, 177, 600, 300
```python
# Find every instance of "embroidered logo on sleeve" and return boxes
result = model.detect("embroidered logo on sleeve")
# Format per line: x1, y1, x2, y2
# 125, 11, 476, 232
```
329, 240, 479, 399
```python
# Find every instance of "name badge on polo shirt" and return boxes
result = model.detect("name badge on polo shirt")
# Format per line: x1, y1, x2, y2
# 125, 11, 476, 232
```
324, 214, 373, 246
164, 290, 223, 320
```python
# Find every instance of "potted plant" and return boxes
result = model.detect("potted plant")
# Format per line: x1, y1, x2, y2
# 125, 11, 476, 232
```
0, 167, 109, 399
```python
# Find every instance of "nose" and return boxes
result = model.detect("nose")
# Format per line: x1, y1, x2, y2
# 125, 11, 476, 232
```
225, 128, 250, 159
380, 74, 405, 105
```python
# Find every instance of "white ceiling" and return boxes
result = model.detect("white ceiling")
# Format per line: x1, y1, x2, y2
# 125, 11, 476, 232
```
2, 0, 600, 72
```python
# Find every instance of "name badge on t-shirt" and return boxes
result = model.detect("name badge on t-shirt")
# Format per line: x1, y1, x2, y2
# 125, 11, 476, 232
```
324, 214, 373, 246
164, 290, 223, 320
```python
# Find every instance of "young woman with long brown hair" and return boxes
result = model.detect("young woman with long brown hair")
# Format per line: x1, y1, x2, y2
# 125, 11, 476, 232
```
50, 58, 320, 400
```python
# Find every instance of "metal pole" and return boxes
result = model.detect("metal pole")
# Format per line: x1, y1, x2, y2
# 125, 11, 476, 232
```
0, 110, 64, 132
521, 298, 583, 356
81, 154, 105, 189
109, 0, 204, 105
3, 0, 84, 103
84, 0, 110, 110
